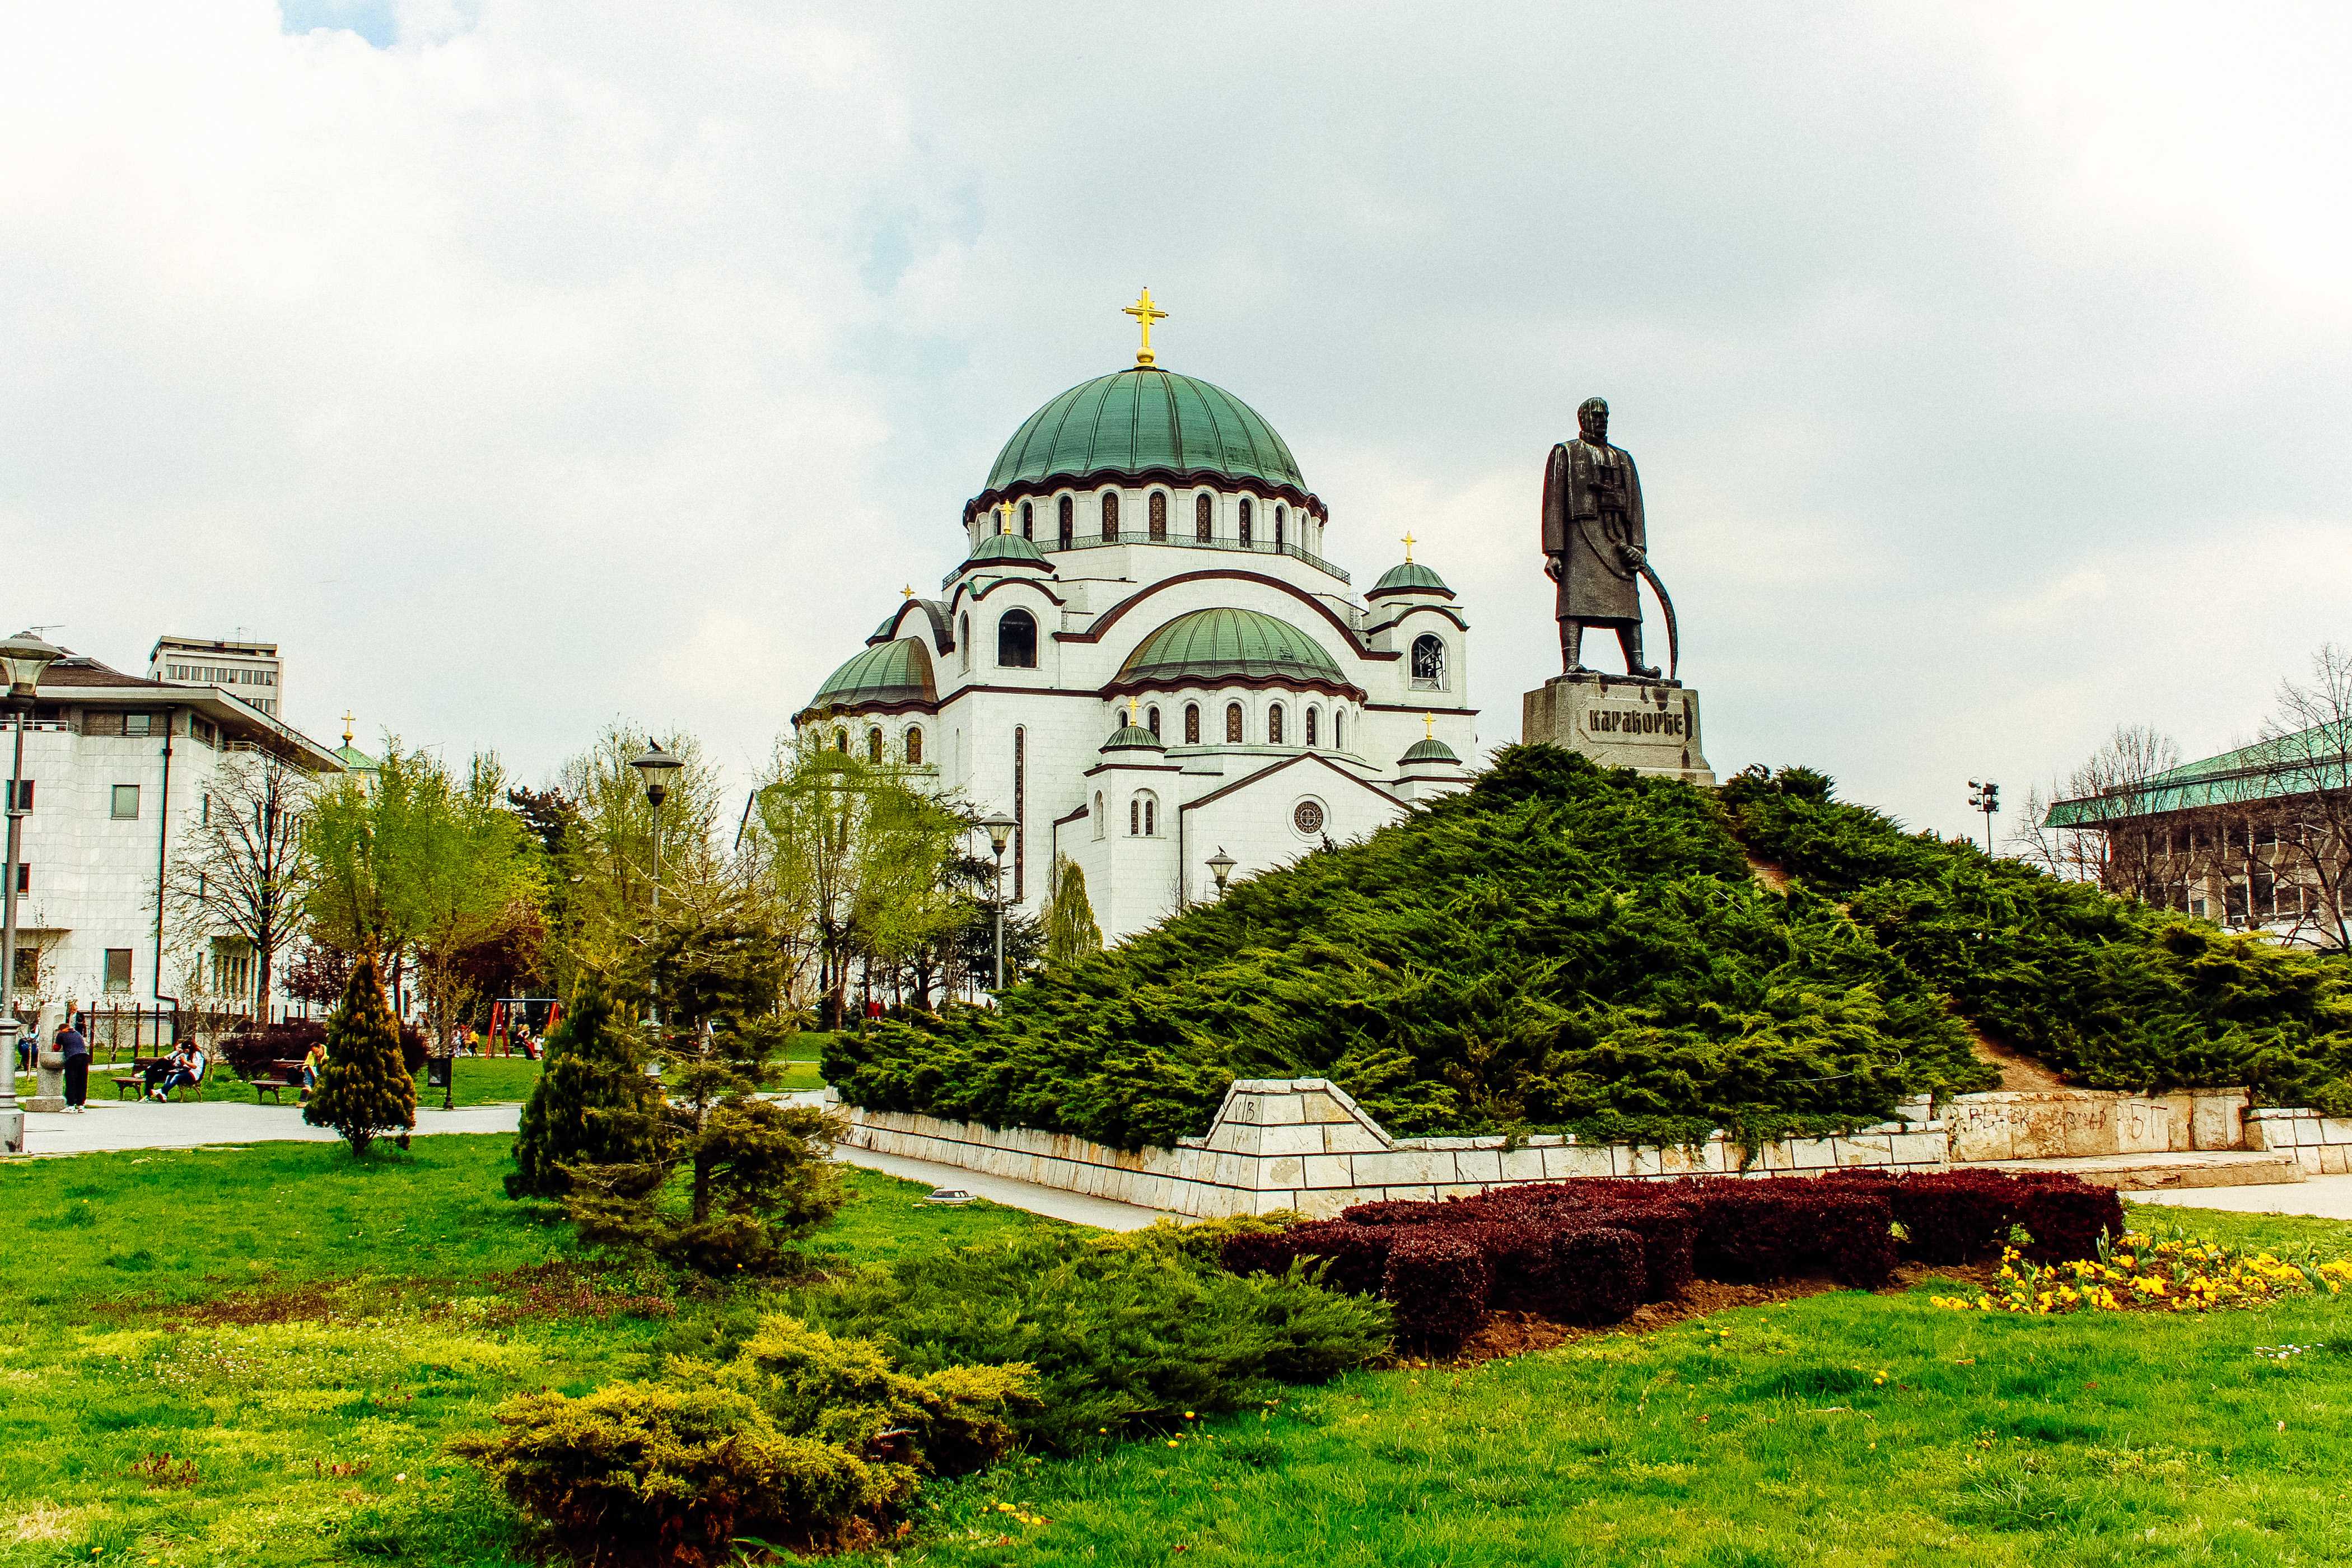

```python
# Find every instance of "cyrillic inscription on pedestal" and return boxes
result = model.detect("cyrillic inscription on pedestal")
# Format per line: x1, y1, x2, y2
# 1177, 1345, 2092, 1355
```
1523, 674, 1716, 786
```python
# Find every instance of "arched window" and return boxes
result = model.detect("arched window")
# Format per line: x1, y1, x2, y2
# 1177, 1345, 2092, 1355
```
1102, 491, 1119, 542
1093, 790, 1105, 839
1149, 491, 1168, 542
1058, 495, 1074, 550
866, 727, 883, 763
959, 614, 970, 669
1146, 704, 1161, 738
1195, 493, 1212, 542
997, 608, 1038, 669
832, 728, 848, 752
1334, 709, 1345, 750
1225, 702, 1244, 743
1238, 498, 1253, 548
1131, 790, 1157, 837
1020, 500, 1034, 540
1183, 703, 1201, 744
1268, 703, 1285, 745
1305, 707, 1319, 747
906, 726, 924, 766
1275, 503, 1286, 553
1411, 633, 1446, 690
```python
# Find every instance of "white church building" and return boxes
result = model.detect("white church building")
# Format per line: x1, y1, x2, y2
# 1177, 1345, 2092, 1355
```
796, 299, 1476, 940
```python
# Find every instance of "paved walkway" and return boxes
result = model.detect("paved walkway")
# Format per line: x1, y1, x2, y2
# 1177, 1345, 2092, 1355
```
2130, 1175, 2352, 1221
9, 1095, 1172, 1229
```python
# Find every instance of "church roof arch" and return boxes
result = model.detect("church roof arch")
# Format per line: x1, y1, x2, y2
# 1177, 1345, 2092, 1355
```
1057, 568, 1399, 664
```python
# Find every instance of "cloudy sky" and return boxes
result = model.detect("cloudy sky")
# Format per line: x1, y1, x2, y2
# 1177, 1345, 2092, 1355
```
7, 1, 2350, 839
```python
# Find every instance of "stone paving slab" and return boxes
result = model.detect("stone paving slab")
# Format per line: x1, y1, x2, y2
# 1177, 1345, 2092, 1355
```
1976, 1149, 2305, 1191
2130, 1175, 2352, 1221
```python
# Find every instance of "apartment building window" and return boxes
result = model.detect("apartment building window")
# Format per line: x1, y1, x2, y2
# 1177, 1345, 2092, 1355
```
124, 712, 152, 736
111, 785, 141, 819
104, 950, 133, 993
2, 780, 28, 811
11, 864, 25, 894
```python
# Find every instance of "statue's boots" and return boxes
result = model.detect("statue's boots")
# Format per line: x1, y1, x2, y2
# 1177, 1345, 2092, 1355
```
1618, 626, 1660, 680
1560, 621, 1588, 674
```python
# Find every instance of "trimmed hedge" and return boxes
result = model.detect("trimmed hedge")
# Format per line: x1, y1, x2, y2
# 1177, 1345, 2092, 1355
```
1383, 1230, 1494, 1351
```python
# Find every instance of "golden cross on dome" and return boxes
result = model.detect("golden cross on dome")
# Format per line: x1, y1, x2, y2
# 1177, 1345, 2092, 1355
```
999, 501, 1016, 535
340, 710, 356, 746
901, 584, 915, 599
1424, 712, 1435, 739
1122, 286, 1168, 366
1126, 695, 1139, 724
1401, 530, 1416, 563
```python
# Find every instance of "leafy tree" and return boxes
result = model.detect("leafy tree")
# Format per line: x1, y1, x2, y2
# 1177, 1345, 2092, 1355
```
506, 979, 662, 1199
1040, 855, 1103, 968
564, 894, 844, 1273
161, 746, 315, 1013
304, 950, 416, 1156
557, 724, 726, 974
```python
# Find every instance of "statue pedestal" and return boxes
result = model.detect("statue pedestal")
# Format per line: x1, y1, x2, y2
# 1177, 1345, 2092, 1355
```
26, 1051, 66, 1114
1522, 673, 1716, 786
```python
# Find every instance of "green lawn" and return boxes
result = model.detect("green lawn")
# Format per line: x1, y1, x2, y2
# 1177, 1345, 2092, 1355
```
113, 1058, 545, 1109
4, 1147, 2348, 1568
0, 1137, 1054, 1565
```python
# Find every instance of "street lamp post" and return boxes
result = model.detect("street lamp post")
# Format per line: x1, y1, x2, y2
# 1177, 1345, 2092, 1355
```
1206, 847, 1236, 898
978, 813, 1017, 991
629, 741, 684, 1029
1967, 780, 2001, 856
0, 631, 65, 1155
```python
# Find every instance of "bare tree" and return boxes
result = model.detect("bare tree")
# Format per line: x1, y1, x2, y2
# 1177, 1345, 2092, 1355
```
165, 749, 316, 1015
2015, 724, 2181, 896
2260, 643, 2352, 948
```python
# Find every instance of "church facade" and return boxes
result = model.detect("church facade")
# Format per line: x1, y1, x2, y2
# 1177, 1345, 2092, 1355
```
797, 309, 1476, 940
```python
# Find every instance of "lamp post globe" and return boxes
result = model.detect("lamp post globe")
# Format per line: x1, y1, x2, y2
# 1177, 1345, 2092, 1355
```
977, 812, 1018, 991
1, 629, 66, 1154
629, 741, 684, 911
1206, 847, 1236, 897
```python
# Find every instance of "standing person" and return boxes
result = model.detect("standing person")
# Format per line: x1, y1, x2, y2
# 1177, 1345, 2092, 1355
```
56, 1015, 90, 1113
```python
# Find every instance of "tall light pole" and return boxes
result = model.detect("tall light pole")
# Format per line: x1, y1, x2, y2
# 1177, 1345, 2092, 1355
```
630, 741, 684, 1028
978, 812, 1016, 991
1967, 780, 2001, 855
0, 631, 64, 1155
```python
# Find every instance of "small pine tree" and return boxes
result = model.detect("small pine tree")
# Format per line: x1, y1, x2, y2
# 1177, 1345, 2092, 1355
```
505, 980, 661, 1200
1040, 855, 1102, 968
304, 949, 417, 1156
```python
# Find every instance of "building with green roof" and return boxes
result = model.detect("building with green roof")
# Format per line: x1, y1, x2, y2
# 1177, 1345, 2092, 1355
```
791, 293, 1478, 942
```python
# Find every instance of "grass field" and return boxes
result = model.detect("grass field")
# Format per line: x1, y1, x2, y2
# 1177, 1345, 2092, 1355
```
111, 1058, 545, 1109
2, 1141, 2346, 1567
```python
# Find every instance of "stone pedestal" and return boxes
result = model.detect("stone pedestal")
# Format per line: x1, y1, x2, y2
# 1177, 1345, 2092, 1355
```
1522, 672, 1715, 785
26, 1049, 64, 1114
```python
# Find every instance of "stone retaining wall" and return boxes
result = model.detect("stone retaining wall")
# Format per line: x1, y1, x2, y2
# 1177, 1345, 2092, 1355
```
838, 1078, 1949, 1219
1944, 1090, 2250, 1163
2244, 1108, 2352, 1174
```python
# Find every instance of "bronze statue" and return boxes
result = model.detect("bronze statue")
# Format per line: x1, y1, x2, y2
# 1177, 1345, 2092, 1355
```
1541, 396, 1669, 678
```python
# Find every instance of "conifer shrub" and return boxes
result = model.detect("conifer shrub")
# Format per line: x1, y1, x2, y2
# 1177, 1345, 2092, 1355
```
829, 747, 1988, 1149
505, 981, 662, 1200
1382, 1230, 1494, 1351
452, 1316, 1026, 1566
303, 951, 416, 1156
1723, 764, 2352, 1110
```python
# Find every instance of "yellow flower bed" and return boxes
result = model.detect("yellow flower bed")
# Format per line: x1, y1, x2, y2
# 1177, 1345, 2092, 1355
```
1931, 1230, 2352, 1317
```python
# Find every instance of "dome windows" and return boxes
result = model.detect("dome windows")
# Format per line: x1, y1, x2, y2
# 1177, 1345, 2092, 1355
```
1058, 496, 1074, 550
1093, 790, 1105, 839
1268, 703, 1285, 745
1149, 491, 1168, 542
1146, 704, 1161, 739
1130, 790, 1158, 837
906, 726, 925, 766
1275, 504, 1286, 553
1183, 703, 1201, 744
1225, 702, 1244, 743
1411, 634, 1447, 690
1102, 491, 1119, 542
1305, 706, 1319, 748
1020, 500, 1034, 540
997, 608, 1038, 669
866, 727, 883, 763
1238, 498, 1253, 548
1334, 709, 1346, 750
1195, 493, 1212, 542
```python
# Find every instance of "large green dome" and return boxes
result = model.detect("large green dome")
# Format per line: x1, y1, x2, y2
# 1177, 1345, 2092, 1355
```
1117, 607, 1343, 687
986, 368, 1306, 494
808, 638, 935, 712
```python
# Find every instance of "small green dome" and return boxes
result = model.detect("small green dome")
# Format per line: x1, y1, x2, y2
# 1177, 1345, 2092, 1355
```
1370, 561, 1450, 596
1102, 722, 1166, 753
809, 637, 935, 711
969, 532, 1051, 568
986, 368, 1306, 494
1117, 606, 1344, 687
1401, 735, 1460, 766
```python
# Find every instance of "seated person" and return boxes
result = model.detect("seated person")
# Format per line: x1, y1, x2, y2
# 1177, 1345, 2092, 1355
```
300, 1040, 328, 1098
148, 1041, 207, 1100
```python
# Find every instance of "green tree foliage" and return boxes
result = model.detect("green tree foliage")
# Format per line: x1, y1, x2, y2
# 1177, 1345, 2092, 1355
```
557, 724, 727, 976
303, 950, 416, 1156
505, 980, 663, 1200
1040, 854, 1103, 968
1721, 764, 2352, 1110
452, 1317, 1028, 1565
827, 748, 1989, 1149
563, 894, 845, 1273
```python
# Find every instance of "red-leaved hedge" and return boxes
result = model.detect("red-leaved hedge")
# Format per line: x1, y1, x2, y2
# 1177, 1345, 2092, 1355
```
1219, 1168, 2121, 1353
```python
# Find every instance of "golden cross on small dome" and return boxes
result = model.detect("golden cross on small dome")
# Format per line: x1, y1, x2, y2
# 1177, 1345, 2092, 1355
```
1122, 286, 1168, 366
1424, 712, 1435, 739
901, 584, 915, 599
340, 710, 356, 746
1126, 695, 1139, 724
1401, 530, 1416, 563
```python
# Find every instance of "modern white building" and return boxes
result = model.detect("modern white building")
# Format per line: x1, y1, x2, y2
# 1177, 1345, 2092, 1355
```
4, 647, 343, 1023
148, 634, 284, 718
796, 318, 1477, 940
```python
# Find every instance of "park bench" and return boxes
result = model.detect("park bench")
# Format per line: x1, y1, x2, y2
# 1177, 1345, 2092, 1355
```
110, 1057, 207, 1102
247, 1059, 307, 1104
